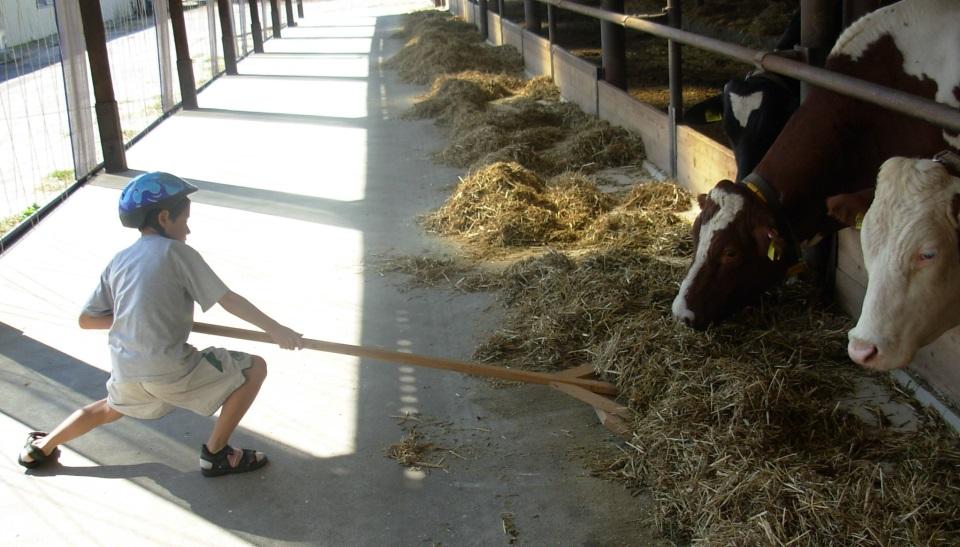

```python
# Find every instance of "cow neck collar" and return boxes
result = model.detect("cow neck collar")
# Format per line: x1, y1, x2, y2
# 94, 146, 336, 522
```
740, 172, 781, 213
934, 150, 960, 177
739, 172, 805, 277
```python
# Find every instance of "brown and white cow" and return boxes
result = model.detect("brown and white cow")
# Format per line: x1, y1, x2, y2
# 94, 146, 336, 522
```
847, 155, 960, 370
672, 0, 960, 329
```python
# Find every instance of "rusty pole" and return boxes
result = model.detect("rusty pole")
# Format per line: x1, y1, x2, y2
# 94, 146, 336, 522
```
247, 0, 264, 53
523, 0, 541, 34
168, 0, 198, 110
600, 0, 626, 89
77, 0, 126, 173
270, 0, 282, 38
215, 0, 238, 75
284, 0, 296, 27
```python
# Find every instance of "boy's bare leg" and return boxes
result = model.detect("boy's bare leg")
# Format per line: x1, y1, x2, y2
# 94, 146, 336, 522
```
205, 357, 267, 461
33, 398, 124, 456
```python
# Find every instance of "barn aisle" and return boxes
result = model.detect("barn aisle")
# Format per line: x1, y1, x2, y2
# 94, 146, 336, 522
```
0, 0, 661, 544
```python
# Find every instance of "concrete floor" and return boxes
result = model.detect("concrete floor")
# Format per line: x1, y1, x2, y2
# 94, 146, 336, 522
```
0, 1, 666, 545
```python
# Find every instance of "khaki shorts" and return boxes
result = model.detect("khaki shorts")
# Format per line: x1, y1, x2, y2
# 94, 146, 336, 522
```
107, 347, 254, 419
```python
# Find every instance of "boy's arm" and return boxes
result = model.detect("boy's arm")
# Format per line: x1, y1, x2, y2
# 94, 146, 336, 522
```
79, 312, 113, 330
217, 291, 304, 350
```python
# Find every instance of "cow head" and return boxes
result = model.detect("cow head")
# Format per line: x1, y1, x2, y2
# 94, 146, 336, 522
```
848, 156, 960, 370
722, 76, 800, 182
672, 180, 795, 329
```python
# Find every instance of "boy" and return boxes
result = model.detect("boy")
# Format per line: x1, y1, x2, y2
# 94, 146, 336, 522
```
18, 171, 303, 477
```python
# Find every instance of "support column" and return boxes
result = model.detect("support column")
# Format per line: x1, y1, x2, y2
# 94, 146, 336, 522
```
285, 0, 296, 27
297, 0, 304, 18
169, 0, 198, 110
270, 0, 282, 38
600, 0, 626, 89
523, 0, 541, 34
216, 0, 238, 75
247, 0, 264, 52
478, 0, 488, 39
55, 0, 97, 176
78, 0, 126, 173
666, 0, 682, 177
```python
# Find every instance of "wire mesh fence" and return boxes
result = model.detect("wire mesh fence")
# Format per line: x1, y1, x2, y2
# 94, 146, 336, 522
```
0, 0, 277, 239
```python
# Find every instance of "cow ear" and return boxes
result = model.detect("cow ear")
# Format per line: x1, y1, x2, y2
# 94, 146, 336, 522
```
826, 190, 873, 229
697, 193, 708, 209
754, 226, 785, 261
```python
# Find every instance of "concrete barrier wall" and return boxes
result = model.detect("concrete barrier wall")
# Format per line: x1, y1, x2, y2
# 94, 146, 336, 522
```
487, 12, 503, 45
502, 19, 523, 52
835, 229, 960, 410
677, 126, 737, 195
551, 47, 599, 117
522, 30, 552, 78
597, 82, 670, 173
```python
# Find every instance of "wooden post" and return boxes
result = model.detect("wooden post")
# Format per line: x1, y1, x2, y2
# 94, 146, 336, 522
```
270, 0, 282, 38
168, 0, 198, 110
297, 0, 304, 18
523, 0, 541, 34
284, 0, 296, 27
600, 0, 626, 89
478, 0, 488, 39
77, 0, 126, 173
215, 0, 238, 75
666, 0, 682, 178
247, 0, 264, 53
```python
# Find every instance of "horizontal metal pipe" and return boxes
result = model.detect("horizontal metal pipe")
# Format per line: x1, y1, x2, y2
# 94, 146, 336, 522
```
536, 0, 960, 133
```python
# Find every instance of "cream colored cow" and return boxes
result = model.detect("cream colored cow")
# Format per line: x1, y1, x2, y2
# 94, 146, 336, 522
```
848, 156, 960, 370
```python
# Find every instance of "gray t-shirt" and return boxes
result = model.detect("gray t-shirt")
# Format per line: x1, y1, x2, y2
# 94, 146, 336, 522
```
84, 235, 229, 383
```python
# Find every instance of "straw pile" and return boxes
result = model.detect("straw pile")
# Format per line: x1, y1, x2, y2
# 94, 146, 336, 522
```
385, 11, 522, 85
386, 8, 960, 545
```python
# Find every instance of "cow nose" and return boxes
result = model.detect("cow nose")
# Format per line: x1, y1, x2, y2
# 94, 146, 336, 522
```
847, 338, 878, 366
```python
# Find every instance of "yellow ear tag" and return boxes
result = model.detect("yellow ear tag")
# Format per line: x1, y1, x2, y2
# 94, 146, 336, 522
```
854, 213, 864, 230
767, 241, 781, 261
705, 110, 722, 123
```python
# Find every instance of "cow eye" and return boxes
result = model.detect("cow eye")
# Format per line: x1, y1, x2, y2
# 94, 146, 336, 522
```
721, 247, 740, 263
919, 249, 937, 261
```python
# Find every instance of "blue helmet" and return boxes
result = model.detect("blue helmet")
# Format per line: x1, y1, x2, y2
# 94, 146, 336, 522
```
119, 172, 197, 228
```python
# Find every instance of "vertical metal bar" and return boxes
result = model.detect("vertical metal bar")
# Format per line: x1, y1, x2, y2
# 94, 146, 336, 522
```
800, 0, 839, 99
270, 0, 282, 38
478, 0, 489, 39
498, 0, 504, 16
247, 0, 264, 53
297, 0, 304, 18
523, 0, 541, 34
238, 0, 248, 54
600, 0, 626, 89
216, 0, 239, 75
547, 4, 556, 43
284, 0, 296, 27
666, 0, 682, 178
77, 0, 127, 173
169, 0, 198, 110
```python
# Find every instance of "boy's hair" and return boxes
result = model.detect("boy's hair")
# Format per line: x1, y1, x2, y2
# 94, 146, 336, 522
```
140, 197, 190, 233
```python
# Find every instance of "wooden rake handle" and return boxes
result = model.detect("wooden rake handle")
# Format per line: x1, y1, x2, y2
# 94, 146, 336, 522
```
192, 322, 618, 396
